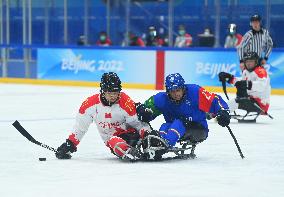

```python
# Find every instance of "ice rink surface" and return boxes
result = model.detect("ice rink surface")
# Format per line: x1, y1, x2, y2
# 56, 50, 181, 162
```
0, 83, 283, 197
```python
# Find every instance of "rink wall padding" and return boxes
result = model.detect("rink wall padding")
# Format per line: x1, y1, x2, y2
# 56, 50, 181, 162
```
1, 78, 284, 95
0, 78, 155, 90
1, 47, 284, 95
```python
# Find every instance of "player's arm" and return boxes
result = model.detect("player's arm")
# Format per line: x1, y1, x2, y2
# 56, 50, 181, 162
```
198, 87, 229, 113
55, 96, 95, 159
198, 87, 230, 127
136, 96, 162, 123
68, 112, 93, 146
250, 68, 269, 92
233, 68, 269, 95
126, 113, 152, 139
118, 93, 152, 137
218, 71, 242, 85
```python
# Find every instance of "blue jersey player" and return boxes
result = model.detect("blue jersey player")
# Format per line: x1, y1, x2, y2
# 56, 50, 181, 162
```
137, 73, 230, 159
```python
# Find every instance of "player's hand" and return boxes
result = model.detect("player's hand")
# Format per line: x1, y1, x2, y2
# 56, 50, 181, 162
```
218, 72, 234, 83
235, 80, 252, 90
55, 139, 77, 159
216, 110, 230, 127
136, 103, 153, 123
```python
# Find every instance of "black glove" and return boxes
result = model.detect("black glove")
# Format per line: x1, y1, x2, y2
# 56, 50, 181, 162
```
235, 80, 252, 98
235, 80, 252, 90
218, 72, 234, 83
55, 139, 77, 159
216, 110, 230, 127
136, 103, 153, 123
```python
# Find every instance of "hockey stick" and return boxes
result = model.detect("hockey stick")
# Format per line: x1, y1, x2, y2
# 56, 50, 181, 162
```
220, 79, 240, 117
221, 80, 230, 100
252, 103, 274, 119
12, 120, 58, 153
226, 125, 244, 159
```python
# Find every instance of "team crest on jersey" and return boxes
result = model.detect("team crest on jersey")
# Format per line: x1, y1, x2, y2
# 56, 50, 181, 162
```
105, 113, 112, 118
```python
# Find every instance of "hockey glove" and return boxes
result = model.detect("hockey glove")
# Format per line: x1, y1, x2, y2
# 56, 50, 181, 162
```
136, 103, 153, 123
218, 72, 234, 83
55, 139, 77, 159
216, 110, 230, 127
235, 80, 252, 98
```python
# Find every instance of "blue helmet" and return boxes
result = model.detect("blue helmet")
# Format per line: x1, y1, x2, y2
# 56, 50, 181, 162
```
165, 73, 185, 92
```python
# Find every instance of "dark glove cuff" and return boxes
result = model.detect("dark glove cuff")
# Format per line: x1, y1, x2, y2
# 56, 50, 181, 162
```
240, 59, 244, 63
247, 81, 252, 90
66, 139, 77, 153
228, 76, 234, 84
136, 103, 154, 123
264, 57, 268, 61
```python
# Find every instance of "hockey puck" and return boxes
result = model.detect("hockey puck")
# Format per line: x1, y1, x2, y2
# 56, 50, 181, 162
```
39, 157, 46, 161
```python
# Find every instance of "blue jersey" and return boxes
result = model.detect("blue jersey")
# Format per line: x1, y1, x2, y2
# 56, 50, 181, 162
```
145, 84, 229, 130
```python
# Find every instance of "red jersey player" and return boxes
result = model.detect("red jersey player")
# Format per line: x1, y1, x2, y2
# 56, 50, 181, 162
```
55, 72, 150, 161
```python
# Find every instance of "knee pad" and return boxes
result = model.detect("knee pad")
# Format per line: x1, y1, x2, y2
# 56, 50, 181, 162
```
163, 119, 186, 147
107, 136, 129, 157
166, 128, 183, 146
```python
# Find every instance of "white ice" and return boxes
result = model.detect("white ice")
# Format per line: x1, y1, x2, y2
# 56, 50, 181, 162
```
0, 83, 283, 197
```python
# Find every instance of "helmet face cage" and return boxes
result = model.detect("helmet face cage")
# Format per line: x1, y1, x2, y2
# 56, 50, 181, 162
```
100, 72, 122, 93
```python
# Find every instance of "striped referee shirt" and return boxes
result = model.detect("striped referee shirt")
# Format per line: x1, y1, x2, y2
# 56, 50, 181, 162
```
237, 28, 273, 62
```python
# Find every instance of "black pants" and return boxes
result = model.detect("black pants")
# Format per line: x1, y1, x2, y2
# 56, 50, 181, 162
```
179, 122, 208, 143
118, 131, 140, 147
236, 98, 261, 113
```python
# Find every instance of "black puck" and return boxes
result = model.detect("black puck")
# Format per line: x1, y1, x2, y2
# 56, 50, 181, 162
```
39, 157, 46, 161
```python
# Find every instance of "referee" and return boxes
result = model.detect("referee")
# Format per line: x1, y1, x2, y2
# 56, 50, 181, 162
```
237, 14, 273, 71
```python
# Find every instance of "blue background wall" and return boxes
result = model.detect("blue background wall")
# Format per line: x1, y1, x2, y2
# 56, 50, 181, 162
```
3, 0, 284, 47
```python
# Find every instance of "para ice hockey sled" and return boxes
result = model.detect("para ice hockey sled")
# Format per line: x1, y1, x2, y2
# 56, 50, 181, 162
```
140, 134, 198, 161
230, 97, 273, 123
230, 110, 261, 123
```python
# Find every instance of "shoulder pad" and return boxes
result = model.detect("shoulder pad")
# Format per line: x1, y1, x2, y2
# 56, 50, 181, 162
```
119, 92, 136, 116
153, 92, 167, 108
79, 94, 100, 114
254, 66, 268, 78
